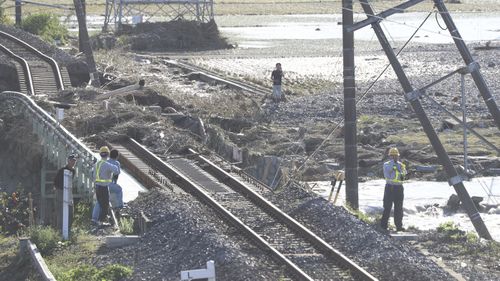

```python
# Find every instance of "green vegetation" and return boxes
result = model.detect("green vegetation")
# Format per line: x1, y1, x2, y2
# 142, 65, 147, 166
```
436, 221, 478, 243
0, 0, 11, 24
26, 225, 61, 255
72, 202, 92, 231
0, 190, 31, 234
345, 203, 376, 225
21, 13, 68, 44
119, 217, 135, 235
57, 264, 133, 281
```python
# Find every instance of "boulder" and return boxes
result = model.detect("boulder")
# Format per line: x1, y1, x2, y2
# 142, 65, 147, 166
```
446, 194, 461, 211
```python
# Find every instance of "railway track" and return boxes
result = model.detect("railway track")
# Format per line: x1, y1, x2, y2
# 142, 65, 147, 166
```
114, 138, 378, 281
0, 30, 71, 94
164, 59, 272, 98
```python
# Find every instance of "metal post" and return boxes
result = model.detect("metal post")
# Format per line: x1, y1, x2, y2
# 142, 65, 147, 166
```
62, 169, 72, 240
28, 192, 34, 227
433, 0, 500, 130
118, 0, 123, 30
461, 74, 468, 173
15, 0, 22, 26
343, 0, 358, 209
40, 157, 46, 224
359, 0, 491, 239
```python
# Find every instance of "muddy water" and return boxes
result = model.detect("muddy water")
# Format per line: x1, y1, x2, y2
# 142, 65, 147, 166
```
217, 13, 500, 46
311, 177, 500, 240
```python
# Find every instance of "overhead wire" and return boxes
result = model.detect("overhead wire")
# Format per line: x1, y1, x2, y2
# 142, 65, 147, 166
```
340, 5, 473, 43
283, 7, 435, 188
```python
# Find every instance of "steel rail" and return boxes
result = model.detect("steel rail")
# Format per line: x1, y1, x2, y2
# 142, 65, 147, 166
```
0, 30, 65, 91
0, 43, 35, 94
123, 138, 315, 281
165, 59, 271, 96
187, 148, 378, 281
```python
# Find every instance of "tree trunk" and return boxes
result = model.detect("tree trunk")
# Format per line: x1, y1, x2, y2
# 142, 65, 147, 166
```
73, 0, 100, 87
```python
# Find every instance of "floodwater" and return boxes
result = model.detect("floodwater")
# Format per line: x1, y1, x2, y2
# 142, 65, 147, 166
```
217, 12, 500, 48
311, 177, 500, 240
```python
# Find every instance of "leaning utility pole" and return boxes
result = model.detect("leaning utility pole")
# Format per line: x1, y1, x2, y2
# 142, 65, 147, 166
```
347, 0, 493, 239
433, 0, 500, 130
73, 0, 100, 87
342, 0, 358, 210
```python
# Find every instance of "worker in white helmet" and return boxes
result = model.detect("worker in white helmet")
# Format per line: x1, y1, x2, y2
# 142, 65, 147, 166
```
92, 146, 119, 225
381, 147, 407, 232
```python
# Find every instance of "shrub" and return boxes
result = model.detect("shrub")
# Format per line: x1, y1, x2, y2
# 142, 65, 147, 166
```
97, 264, 133, 280
0, 190, 31, 234
0, 1, 10, 24
21, 13, 68, 44
72, 202, 92, 230
437, 221, 465, 241
58, 264, 133, 281
28, 225, 61, 255
119, 217, 135, 235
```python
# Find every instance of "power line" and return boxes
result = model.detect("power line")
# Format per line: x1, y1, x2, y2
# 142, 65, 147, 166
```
283, 8, 434, 187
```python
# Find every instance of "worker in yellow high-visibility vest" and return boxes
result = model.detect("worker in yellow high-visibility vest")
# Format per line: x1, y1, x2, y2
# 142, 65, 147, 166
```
381, 147, 407, 232
93, 146, 119, 224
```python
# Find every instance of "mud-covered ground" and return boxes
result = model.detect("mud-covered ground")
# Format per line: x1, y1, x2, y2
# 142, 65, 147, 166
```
1, 3, 500, 280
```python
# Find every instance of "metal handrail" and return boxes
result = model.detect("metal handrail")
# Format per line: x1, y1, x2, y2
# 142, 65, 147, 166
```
0, 91, 96, 197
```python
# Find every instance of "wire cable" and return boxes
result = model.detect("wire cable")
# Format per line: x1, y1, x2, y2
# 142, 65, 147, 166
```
340, 5, 473, 43
434, 9, 448, 30
283, 8, 434, 187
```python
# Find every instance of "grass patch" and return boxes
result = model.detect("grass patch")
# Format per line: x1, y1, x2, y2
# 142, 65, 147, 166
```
57, 264, 133, 281
46, 231, 102, 280
119, 217, 135, 235
386, 127, 500, 156
344, 204, 376, 225
25, 225, 61, 256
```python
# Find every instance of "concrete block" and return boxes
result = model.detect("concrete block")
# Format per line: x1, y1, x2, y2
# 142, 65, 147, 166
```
390, 233, 418, 241
105, 235, 140, 248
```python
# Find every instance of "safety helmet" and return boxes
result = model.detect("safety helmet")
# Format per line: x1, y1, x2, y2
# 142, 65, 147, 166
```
99, 146, 110, 154
388, 147, 400, 156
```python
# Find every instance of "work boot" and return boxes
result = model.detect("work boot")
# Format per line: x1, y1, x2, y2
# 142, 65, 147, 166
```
396, 227, 406, 232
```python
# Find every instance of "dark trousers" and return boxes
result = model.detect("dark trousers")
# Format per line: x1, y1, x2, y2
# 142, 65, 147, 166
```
95, 185, 110, 222
381, 184, 404, 230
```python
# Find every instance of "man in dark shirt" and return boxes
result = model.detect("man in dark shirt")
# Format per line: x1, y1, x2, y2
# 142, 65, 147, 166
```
53, 154, 77, 231
271, 63, 284, 102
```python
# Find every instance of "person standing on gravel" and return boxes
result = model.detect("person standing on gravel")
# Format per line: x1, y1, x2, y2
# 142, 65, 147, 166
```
92, 149, 123, 223
271, 63, 284, 102
381, 147, 407, 232
92, 146, 119, 225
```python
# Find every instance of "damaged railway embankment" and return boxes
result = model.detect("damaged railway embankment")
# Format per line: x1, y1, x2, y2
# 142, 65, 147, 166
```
1, 14, 500, 281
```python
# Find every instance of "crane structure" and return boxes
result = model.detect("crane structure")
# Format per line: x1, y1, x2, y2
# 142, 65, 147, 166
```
103, 0, 214, 31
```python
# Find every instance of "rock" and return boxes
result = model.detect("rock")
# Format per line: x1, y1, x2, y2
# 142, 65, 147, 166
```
440, 118, 459, 131
304, 137, 323, 154
487, 62, 496, 67
447, 194, 461, 211
471, 196, 485, 212
163, 107, 177, 114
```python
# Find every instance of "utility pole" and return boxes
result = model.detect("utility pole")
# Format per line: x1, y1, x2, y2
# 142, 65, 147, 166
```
433, 0, 500, 130
73, 0, 100, 87
342, 0, 358, 209
358, 0, 491, 239
15, 0, 21, 26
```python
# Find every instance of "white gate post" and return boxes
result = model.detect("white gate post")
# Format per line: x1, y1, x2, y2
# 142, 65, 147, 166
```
180, 260, 216, 281
62, 169, 73, 240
